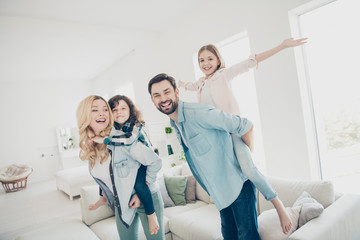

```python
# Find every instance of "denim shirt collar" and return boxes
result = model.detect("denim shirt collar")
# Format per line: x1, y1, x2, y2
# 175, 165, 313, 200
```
175, 100, 185, 124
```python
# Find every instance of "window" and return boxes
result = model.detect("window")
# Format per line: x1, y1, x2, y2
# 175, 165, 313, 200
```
290, 0, 360, 194
193, 32, 266, 171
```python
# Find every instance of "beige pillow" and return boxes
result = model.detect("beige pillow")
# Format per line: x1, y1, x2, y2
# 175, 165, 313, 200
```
258, 206, 301, 240
184, 175, 196, 203
293, 191, 324, 227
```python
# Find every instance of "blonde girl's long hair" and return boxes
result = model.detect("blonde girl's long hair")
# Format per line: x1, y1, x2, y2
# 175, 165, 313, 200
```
198, 44, 226, 71
76, 95, 114, 168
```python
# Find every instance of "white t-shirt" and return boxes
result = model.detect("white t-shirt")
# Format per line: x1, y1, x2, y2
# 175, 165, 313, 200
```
90, 155, 113, 194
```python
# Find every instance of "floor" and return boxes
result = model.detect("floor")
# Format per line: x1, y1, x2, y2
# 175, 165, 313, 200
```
0, 180, 81, 240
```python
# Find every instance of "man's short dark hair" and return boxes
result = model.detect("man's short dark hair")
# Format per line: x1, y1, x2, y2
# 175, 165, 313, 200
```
148, 73, 177, 95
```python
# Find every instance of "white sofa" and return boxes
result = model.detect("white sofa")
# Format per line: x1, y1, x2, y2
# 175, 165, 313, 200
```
77, 164, 360, 240
16, 164, 360, 240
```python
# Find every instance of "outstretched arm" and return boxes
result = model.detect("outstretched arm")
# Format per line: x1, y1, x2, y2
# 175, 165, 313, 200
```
255, 38, 307, 63
92, 136, 105, 144
178, 79, 202, 91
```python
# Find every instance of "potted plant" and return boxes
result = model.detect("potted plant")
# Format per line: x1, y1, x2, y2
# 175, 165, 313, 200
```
154, 148, 159, 156
165, 126, 173, 134
179, 150, 186, 162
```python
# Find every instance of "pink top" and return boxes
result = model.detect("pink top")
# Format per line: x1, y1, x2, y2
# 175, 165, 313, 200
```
182, 55, 257, 115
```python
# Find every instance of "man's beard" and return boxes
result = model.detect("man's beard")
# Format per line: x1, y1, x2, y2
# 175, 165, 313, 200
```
157, 98, 178, 115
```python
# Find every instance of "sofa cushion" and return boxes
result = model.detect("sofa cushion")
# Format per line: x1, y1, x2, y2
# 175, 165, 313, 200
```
185, 175, 196, 203
258, 206, 301, 240
89, 214, 170, 240
258, 177, 334, 214
169, 204, 222, 240
163, 201, 207, 218
89, 217, 121, 240
293, 191, 324, 228
80, 186, 114, 226
163, 215, 170, 234
164, 175, 187, 206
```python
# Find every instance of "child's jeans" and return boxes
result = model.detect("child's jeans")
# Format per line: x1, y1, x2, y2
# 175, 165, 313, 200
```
231, 133, 277, 201
134, 165, 155, 215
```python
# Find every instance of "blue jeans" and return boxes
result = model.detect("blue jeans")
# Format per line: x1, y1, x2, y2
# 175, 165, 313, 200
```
115, 191, 165, 240
232, 133, 277, 201
220, 180, 261, 240
134, 165, 155, 215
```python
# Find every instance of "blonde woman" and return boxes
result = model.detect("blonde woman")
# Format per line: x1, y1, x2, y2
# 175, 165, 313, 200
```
77, 95, 164, 240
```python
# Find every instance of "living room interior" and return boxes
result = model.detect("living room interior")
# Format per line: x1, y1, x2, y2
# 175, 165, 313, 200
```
1, 0, 359, 239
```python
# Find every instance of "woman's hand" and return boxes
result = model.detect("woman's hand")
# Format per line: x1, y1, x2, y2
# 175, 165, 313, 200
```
129, 193, 141, 209
92, 136, 105, 144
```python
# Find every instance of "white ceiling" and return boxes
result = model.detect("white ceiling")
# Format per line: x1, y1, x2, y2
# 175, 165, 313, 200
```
0, 0, 207, 82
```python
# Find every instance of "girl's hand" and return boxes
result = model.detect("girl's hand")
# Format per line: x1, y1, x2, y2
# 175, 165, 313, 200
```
129, 194, 141, 209
92, 136, 105, 144
281, 38, 308, 48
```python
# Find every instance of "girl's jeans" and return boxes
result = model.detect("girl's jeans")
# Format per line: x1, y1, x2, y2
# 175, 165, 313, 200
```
232, 133, 277, 201
134, 165, 155, 215
115, 191, 165, 240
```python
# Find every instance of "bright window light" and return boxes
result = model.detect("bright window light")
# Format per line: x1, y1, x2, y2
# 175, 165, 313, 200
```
293, 0, 360, 194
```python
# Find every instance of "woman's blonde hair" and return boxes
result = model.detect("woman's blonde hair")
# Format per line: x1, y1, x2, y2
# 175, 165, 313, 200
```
76, 95, 114, 168
198, 44, 226, 71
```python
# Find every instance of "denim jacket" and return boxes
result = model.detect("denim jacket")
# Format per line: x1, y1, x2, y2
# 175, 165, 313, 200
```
106, 124, 162, 227
90, 125, 162, 228
170, 101, 252, 211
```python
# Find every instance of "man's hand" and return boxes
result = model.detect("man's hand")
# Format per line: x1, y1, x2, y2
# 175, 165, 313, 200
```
129, 194, 141, 209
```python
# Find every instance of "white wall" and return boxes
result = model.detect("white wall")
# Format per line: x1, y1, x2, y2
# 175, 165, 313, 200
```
158, 0, 315, 180
0, 80, 91, 183
0, 15, 156, 183
92, 39, 171, 124
94, 0, 316, 180
0, 0, 317, 184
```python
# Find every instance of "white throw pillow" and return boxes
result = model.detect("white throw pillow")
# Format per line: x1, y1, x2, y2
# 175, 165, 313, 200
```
258, 206, 301, 240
